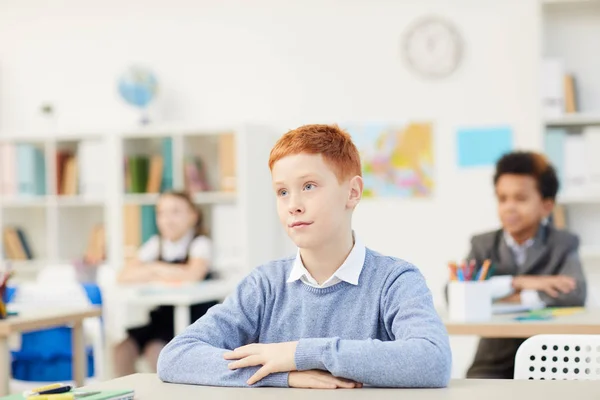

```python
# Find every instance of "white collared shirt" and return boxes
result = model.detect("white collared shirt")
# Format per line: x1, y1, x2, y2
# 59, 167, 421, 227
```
286, 233, 366, 289
503, 231, 535, 269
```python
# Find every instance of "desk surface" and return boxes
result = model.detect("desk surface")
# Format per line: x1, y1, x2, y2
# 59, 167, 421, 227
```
85, 373, 600, 400
443, 308, 600, 338
122, 279, 238, 307
0, 307, 101, 336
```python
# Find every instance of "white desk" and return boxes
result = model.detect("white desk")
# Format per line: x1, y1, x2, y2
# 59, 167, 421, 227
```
84, 373, 600, 400
119, 278, 238, 335
0, 307, 102, 396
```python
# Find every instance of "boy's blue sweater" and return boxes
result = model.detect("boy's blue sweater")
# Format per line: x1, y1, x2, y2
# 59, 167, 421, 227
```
157, 248, 452, 388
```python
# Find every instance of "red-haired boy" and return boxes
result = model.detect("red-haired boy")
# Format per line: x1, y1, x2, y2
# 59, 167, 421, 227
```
158, 124, 451, 388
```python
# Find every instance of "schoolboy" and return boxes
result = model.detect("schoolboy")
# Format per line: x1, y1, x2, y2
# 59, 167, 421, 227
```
157, 124, 452, 388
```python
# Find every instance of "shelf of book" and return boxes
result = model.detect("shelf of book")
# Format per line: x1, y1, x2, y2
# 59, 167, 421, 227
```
0, 125, 282, 281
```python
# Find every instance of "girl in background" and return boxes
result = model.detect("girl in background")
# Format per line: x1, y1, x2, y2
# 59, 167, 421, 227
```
114, 190, 217, 376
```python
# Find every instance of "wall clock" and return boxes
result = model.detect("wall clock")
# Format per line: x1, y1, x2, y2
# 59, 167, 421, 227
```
402, 16, 464, 79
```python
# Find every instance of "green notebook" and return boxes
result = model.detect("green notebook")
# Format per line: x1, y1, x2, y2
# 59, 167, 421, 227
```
0, 390, 134, 400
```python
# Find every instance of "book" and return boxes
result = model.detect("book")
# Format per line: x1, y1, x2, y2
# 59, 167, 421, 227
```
551, 204, 567, 229
140, 205, 158, 244
123, 204, 141, 260
16, 144, 45, 196
564, 74, 578, 113
542, 58, 565, 118
128, 156, 150, 193
563, 133, 587, 196
78, 139, 107, 197
218, 133, 236, 192
123, 157, 131, 193
2, 227, 27, 260
161, 137, 173, 192
184, 156, 210, 192
14, 228, 33, 260
146, 155, 164, 193
544, 128, 566, 194
56, 151, 72, 195
493, 303, 545, 315
62, 156, 79, 195
0, 389, 134, 400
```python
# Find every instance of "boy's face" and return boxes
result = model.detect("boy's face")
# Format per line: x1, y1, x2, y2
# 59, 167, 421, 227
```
271, 153, 362, 250
495, 174, 554, 237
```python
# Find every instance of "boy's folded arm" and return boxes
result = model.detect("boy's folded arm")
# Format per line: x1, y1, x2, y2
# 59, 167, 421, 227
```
156, 272, 289, 388
294, 267, 452, 388
538, 249, 587, 307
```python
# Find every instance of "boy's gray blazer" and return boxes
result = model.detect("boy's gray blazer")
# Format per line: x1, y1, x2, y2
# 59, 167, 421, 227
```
467, 224, 586, 306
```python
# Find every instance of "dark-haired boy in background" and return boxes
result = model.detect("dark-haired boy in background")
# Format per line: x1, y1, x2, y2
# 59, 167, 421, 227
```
465, 151, 587, 379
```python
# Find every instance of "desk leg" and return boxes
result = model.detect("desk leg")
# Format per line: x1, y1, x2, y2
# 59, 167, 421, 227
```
174, 305, 190, 335
72, 321, 85, 387
0, 337, 9, 396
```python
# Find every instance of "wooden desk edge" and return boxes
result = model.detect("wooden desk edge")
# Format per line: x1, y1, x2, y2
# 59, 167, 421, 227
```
0, 307, 102, 336
446, 323, 600, 338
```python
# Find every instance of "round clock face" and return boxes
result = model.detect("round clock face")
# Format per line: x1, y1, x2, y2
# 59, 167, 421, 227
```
402, 16, 463, 79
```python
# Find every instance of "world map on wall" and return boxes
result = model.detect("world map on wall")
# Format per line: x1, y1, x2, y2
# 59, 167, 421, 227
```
346, 123, 434, 198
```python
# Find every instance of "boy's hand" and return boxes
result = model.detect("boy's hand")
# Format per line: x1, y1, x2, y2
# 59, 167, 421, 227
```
288, 370, 363, 389
513, 275, 576, 298
224, 341, 298, 385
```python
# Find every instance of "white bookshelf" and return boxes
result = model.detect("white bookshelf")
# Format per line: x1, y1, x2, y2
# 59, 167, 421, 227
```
1, 124, 282, 282
542, 0, 600, 274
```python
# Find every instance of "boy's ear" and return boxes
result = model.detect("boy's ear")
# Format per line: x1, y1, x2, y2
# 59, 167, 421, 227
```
346, 175, 363, 209
542, 198, 555, 218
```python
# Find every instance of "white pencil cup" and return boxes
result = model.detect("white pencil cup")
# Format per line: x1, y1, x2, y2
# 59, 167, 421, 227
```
448, 281, 492, 322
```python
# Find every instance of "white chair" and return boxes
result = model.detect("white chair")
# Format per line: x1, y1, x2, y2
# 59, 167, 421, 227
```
514, 334, 600, 380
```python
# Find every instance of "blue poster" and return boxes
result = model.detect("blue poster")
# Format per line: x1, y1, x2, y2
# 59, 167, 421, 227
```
457, 126, 513, 167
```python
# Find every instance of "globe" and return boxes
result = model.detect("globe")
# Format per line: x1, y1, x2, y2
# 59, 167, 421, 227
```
117, 66, 158, 109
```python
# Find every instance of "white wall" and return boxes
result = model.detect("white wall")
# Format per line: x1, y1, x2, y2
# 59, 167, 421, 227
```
0, 0, 543, 377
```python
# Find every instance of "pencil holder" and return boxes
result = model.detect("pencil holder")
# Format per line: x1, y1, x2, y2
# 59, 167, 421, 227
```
448, 281, 492, 322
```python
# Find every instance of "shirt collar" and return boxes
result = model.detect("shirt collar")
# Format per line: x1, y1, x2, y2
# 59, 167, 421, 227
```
287, 232, 366, 286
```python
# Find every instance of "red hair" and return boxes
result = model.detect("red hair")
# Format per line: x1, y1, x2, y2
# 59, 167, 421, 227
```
268, 124, 362, 182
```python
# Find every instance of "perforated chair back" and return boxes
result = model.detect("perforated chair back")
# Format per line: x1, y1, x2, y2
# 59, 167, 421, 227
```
514, 334, 600, 380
